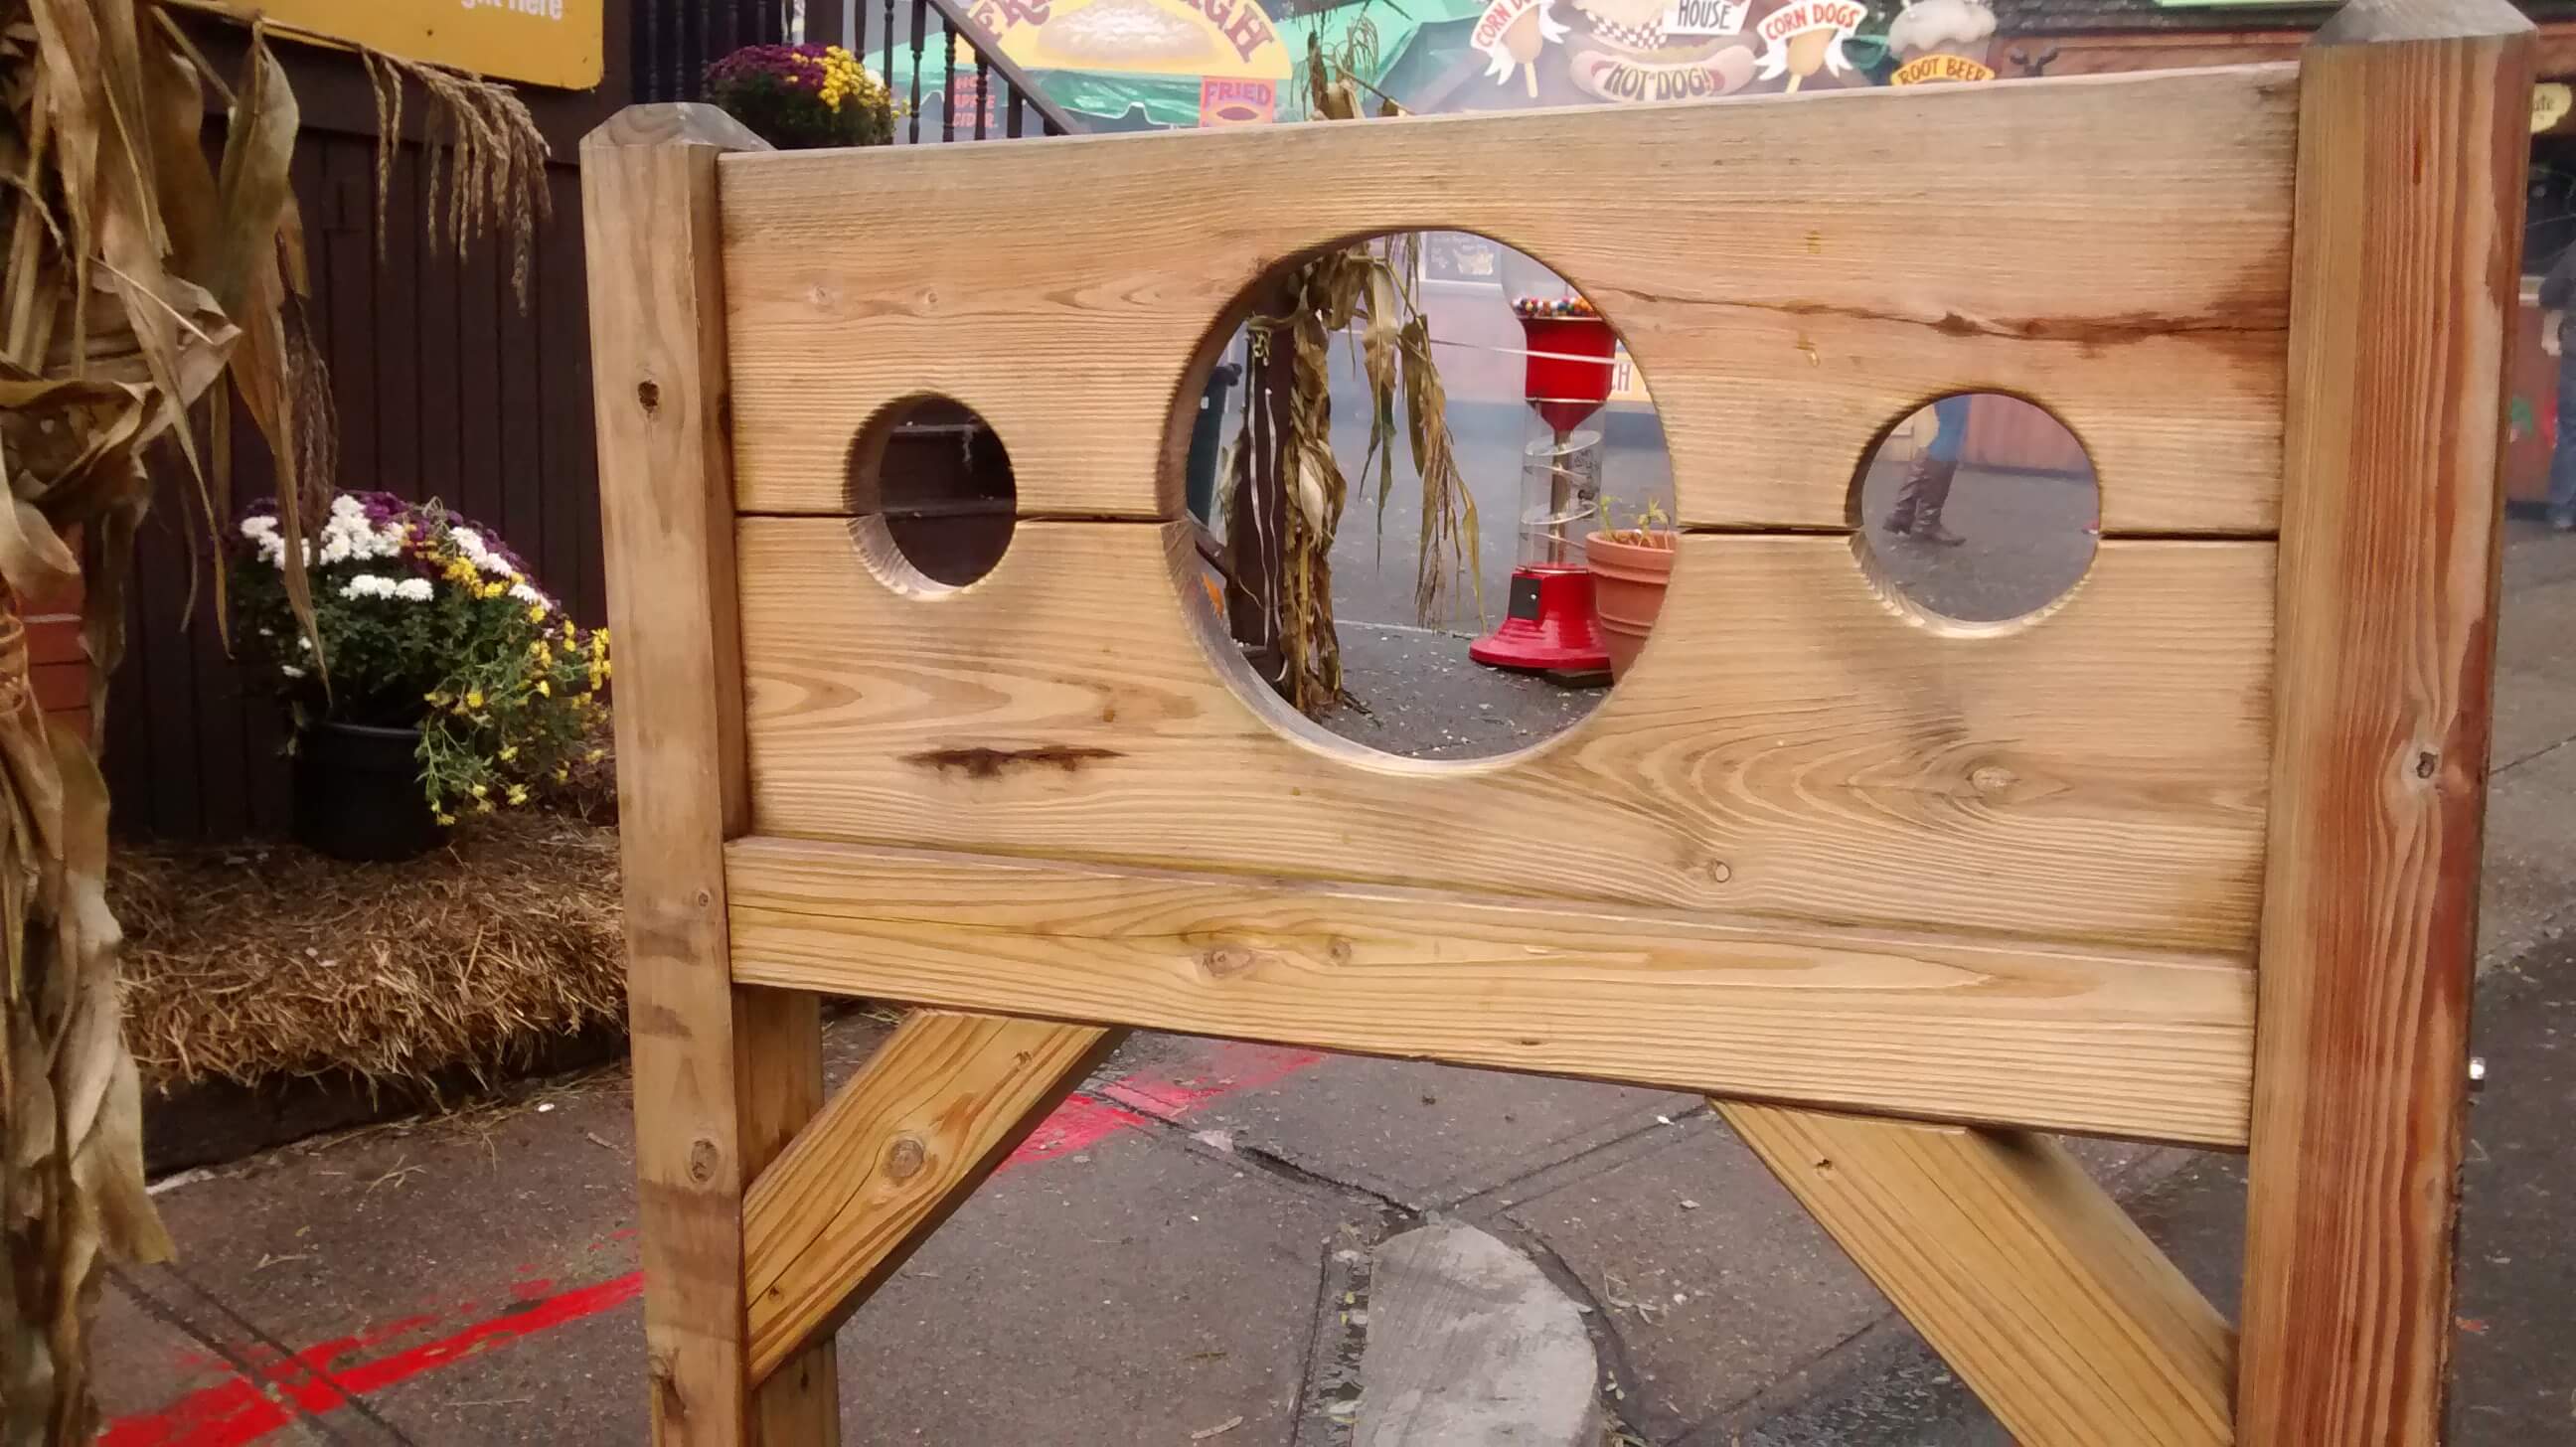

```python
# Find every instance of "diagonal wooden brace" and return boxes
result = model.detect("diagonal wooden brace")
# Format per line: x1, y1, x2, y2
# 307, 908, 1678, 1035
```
741, 1011, 1123, 1384
1719, 1103, 2235, 1447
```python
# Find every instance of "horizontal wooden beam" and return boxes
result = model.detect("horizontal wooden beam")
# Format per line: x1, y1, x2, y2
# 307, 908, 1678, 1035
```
725, 838, 2256, 1146
739, 521, 2277, 960
742, 1010, 1119, 1384
1721, 1103, 2235, 1445
721, 64, 2295, 533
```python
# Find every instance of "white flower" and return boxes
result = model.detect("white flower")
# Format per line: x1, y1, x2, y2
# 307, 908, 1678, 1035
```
508, 581, 552, 609
279, 664, 305, 679
447, 526, 518, 576
240, 515, 278, 540
340, 573, 400, 601
395, 577, 433, 602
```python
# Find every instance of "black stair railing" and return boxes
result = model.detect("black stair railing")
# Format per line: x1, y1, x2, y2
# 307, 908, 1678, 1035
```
634, 0, 1083, 140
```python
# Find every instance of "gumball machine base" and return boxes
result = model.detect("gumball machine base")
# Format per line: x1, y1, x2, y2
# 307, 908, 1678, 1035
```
1467, 563, 1612, 675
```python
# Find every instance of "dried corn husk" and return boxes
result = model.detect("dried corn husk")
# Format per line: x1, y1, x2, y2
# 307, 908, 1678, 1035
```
1223, 27, 1478, 718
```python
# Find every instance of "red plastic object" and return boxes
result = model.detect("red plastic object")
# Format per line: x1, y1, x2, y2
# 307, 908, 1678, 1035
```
1520, 314, 1617, 434
1469, 563, 1612, 672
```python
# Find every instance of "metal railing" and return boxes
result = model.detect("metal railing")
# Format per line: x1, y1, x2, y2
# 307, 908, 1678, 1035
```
806, 0, 1086, 141
633, 0, 1084, 140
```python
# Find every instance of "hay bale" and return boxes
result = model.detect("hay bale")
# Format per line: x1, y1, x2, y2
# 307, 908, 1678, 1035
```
111, 813, 626, 1092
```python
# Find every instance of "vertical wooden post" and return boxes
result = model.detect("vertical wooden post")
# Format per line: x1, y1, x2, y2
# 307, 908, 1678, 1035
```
2243, 4, 2532, 1443
582, 105, 840, 1447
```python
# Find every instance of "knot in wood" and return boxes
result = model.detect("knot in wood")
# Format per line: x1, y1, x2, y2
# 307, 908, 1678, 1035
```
1695, 858, 1733, 884
686, 1137, 721, 1184
1971, 764, 2018, 795
1199, 943, 1261, 980
635, 380, 660, 416
884, 1134, 927, 1182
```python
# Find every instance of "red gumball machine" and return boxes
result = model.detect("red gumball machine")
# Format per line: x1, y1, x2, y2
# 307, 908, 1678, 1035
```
1468, 290, 1617, 675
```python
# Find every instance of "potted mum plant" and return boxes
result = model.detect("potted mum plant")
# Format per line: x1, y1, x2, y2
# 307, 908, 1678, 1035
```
706, 43, 897, 149
234, 493, 610, 863
1585, 494, 1678, 682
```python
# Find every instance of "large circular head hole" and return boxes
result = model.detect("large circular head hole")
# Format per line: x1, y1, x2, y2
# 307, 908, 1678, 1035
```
844, 395, 1017, 594
1176, 231, 1676, 762
1851, 393, 2099, 630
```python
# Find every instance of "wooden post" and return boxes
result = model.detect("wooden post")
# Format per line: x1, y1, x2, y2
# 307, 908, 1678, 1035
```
581, 105, 840, 1446
2242, 3, 2532, 1443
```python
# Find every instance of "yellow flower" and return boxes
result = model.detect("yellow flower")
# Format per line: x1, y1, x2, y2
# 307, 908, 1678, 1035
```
599, 660, 612, 680
554, 767, 569, 783
476, 799, 496, 814
465, 689, 485, 710
499, 744, 518, 761
424, 691, 450, 706
536, 680, 552, 697
506, 784, 530, 806
528, 604, 548, 623
470, 783, 488, 799
585, 746, 605, 763
434, 812, 457, 826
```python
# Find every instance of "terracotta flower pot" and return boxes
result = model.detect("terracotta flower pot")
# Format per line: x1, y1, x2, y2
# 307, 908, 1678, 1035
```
1583, 530, 1677, 681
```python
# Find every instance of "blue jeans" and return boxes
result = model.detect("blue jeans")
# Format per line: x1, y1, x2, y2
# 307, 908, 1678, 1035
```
2553, 357, 2576, 521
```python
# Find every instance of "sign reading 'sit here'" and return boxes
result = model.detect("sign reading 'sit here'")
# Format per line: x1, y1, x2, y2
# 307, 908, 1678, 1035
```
252, 0, 603, 89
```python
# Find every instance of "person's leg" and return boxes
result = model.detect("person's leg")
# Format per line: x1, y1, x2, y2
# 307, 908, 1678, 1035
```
1882, 457, 1927, 533
1910, 457, 1965, 547
2551, 358, 2576, 528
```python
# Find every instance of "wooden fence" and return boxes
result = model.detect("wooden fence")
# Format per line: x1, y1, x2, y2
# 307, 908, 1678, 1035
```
582, 0, 2535, 1437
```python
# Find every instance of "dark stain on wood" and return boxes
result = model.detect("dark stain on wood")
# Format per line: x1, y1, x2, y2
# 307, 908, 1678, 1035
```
901, 744, 1124, 778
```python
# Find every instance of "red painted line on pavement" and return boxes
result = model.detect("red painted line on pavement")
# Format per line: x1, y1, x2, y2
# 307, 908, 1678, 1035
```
107, 1042, 1328, 1445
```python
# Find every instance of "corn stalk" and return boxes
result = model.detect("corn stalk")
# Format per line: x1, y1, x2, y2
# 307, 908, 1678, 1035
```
0, 5, 543, 1438
1221, 25, 1478, 717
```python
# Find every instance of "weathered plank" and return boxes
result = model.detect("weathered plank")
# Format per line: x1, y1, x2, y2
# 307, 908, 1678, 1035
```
2238, 3, 2532, 1443
720, 66, 2294, 534
1722, 1104, 2234, 1445
725, 838, 2256, 1145
737, 520, 2275, 956
741, 1011, 1118, 1384
580, 103, 838, 1447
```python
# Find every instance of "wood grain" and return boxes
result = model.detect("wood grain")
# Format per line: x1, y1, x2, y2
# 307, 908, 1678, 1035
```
2239, 4, 2532, 1444
718, 65, 2295, 535
1721, 1104, 2234, 1445
580, 103, 837, 1447
725, 837, 2256, 1145
741, 1011, 1117, 1384
737, 519, 2275, 956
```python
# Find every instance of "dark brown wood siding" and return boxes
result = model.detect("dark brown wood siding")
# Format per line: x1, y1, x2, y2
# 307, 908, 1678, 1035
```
105, 18, 646, 840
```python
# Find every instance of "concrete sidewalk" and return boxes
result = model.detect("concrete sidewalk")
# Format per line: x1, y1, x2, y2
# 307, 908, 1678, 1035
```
98, 521, 2576, 1446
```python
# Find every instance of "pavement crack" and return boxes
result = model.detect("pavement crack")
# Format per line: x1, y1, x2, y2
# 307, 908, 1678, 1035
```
147, 1259, 425, 1446
1112, 1099, 1423, 1216
1502, 1226, 1663, 1444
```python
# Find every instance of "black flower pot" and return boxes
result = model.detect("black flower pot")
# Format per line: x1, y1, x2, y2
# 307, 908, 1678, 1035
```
291, 720, 447, 863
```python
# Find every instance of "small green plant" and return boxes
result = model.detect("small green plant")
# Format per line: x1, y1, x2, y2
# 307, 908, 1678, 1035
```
1596, 493, 1678, 549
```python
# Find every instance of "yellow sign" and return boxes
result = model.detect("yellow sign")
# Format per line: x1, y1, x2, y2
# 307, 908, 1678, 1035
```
2536, 82, 2573, 134
1891, 53, 1996, 84
965, 0, 1291, 80
249, 0, 604, 90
